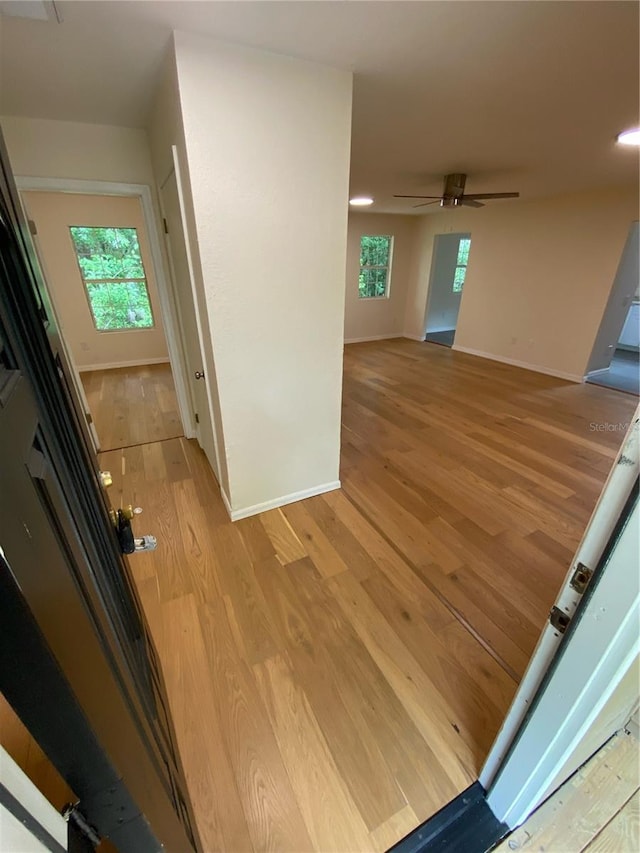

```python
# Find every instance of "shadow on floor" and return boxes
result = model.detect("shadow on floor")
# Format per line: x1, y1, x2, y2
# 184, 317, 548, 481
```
425, 329, 456, 347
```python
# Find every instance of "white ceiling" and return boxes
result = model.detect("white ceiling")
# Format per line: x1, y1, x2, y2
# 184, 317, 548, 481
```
1, 1, 638, 213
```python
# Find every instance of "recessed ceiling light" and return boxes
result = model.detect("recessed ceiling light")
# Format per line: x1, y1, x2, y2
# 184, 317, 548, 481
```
349, 196, 374, 206
616, 128, 640, 146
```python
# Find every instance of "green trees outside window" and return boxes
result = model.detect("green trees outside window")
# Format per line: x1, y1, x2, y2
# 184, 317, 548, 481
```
359, 235, 393, 298
453, 237, 471, 293
69, 226, 154, 331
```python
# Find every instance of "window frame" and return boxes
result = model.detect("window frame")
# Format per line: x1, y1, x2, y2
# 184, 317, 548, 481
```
358, 234, 394, 300
69, 225, 156, 333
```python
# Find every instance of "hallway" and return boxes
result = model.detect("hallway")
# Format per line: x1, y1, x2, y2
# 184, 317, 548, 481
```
81, 363, 183, 451
586, 348, 640, 396
99, 340, 637, 852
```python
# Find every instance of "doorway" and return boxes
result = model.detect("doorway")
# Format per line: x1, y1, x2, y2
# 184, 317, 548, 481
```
424, 232, 471, 347
21, 190, 186, 451
586, 222, 639, 396
158, 162, 221, 482
586, 299, 640, 395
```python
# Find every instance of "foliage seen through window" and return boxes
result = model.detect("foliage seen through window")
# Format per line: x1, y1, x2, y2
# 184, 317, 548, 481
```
359, 235, 393, 298
69, 226, 154, 331
453, 237, 471, 293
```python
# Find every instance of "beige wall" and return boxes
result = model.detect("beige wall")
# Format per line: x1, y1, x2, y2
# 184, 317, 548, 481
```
173, 31, 352, 515
23, 191, 168, 369
1, 116, 155, 185
404, 187, 639, 379
344, 213, 418, 342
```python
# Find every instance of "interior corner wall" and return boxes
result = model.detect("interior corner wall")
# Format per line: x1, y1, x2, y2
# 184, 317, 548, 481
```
344, 213, 418, 342
404, 186, 639, 379
173, 31, 353, 516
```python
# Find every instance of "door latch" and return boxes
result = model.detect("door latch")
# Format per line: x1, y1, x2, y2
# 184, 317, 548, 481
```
99, 470, 112, 488
549, 606, 570, 634
569, 562, 593, 594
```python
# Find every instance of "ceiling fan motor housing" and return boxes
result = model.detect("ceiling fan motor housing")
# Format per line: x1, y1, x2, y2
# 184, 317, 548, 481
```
443, 173, 467, 200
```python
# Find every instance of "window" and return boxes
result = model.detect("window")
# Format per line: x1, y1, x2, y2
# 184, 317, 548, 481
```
453, 237, 471, 293
69, 226, 154, 331
359, 235, 393, 298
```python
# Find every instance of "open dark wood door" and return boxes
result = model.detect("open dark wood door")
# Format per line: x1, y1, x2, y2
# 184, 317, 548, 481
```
0, 130, 200, 852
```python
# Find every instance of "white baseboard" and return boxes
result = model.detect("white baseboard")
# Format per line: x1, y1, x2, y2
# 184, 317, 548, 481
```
220, 486, 234, 519
402, 334, 426, 342
223, 480, 341, 522
452, 345, 583, 383
78, 357, 170, 372
344, 334, 402, 344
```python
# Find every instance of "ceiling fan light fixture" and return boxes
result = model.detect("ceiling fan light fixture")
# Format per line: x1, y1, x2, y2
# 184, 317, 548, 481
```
349, 196, 374, 206
616, 128, 640, 146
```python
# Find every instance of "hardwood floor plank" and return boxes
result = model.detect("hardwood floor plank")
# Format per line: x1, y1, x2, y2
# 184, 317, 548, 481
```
278, 558, 409, 830
171, 478, 223, 603
258, 508, 307, 565
82, 364, 184, 451
369, 804, 420, 853
253, 653, 372, 852
281, 501, 352, 578
342, 468, 464, 573
361, 569, 515, 760
198, 598, 314, 852
209, 525, 281, 664
303, 494, 379, 581
326, 570, 476, 787
160, 594, 254, 853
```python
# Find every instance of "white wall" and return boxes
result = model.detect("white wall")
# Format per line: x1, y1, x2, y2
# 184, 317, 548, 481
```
344, 213, 417, 342
172, 32, 353, 516
424, 232, 469, 335
404, 187, 639, 379
0, 116, 155, 185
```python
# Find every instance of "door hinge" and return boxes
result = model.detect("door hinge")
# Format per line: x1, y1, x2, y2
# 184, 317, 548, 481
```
28, 219, 37, 236
549, 606, 570, 634
85, 412, 93, 425
26, 445, 47, 480
569, 562, 593, 594
163, 217, 169, 234
194, 412, 199, 424
62, 802, 101, 848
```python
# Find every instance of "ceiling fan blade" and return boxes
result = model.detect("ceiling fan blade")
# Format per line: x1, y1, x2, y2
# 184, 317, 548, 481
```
393, 194, 442, 199
463, 192, 520, 200
413, 200, 442, 208
460, 198, 484, 208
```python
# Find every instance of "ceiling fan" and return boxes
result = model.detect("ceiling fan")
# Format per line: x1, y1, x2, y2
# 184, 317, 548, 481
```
394, 173, 519, 208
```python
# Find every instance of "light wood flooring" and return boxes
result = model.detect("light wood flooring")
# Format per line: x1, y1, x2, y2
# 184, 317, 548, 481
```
495, 727, 639, 852
97, 341, 637, 852
81, 363, 183, 451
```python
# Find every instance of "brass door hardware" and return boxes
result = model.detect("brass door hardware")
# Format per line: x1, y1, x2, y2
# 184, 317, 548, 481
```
108, 505, 156, 554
